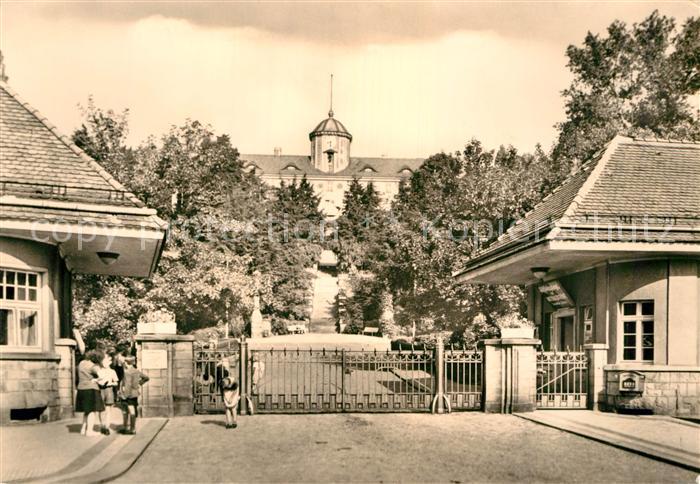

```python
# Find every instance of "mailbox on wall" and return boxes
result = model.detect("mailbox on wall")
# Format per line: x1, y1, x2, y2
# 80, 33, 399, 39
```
619, 371, 645, 394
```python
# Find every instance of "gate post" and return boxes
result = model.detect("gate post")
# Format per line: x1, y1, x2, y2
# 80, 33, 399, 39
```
239, 338, 253, 415
135, 334, 194, 417
583, 343, 608, 410
431, 336, 450, 414
341, 349, 346, 411
482, 337, 540, 413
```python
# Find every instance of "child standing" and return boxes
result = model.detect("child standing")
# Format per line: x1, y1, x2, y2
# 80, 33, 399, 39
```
118, 356, 149, 435
220, 377, 239, 429
96, 351, 119, 435
75, 350, 106, 437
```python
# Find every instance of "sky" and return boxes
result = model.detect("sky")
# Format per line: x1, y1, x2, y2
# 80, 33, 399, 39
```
1, 2, 697, 159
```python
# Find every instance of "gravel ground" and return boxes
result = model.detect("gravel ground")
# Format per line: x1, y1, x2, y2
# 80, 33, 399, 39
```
118, 413, 698, 483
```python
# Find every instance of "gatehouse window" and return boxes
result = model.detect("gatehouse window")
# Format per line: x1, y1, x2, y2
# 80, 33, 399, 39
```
582, 305, 594, 344
620, 301, 654, 362
0, 269, 41, 348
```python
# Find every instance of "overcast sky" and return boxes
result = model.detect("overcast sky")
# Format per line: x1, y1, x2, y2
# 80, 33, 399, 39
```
1, 2, 697, 158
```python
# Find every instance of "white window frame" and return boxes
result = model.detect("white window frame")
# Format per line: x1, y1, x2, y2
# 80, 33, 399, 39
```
618, 300, 654, 363
0, 266, 46, 352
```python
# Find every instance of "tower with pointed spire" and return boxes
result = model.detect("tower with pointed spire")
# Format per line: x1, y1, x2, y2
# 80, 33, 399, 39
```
240, 75, 424, 219
309, 74, 352, 173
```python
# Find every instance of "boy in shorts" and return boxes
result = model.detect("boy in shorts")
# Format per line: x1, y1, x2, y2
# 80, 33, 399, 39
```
119, 356, 149, 435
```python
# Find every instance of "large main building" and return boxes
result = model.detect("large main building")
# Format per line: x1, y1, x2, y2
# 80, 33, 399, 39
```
241, 108, 424, 218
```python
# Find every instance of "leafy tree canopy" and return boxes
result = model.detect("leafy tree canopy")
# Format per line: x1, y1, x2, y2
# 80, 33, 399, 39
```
72, 104, 322, 346
554, 11, 700, 164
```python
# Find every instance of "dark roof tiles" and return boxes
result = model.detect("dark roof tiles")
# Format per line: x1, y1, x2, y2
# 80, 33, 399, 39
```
0, 83, 144, 207
0, 82, 166, 230
462, 135, 700, 268
309, 115, 352, 141
241, 154, 424, 178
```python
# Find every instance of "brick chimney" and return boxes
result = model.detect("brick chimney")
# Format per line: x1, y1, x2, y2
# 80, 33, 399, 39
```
273, 147, 282, 157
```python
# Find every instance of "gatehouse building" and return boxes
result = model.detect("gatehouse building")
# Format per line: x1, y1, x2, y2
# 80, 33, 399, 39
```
455, 135, 700, 416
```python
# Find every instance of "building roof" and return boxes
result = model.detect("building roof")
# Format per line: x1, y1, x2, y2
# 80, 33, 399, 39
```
455, 135, 700, 280
242, 153, 424, 179
0, 81, 167, 277
0, 84, 146, 208
309, 111, 352, 141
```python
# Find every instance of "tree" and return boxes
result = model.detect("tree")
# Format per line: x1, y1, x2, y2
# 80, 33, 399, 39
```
254, 176, 324, 326
554, 12, 700, 165
382, 140, 552, 338
73, 96, 132, 182
71, 103, 322, 343
334, 178, 387, 271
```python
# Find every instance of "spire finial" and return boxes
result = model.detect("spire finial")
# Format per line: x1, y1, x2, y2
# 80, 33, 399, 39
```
328, 74, 334, 118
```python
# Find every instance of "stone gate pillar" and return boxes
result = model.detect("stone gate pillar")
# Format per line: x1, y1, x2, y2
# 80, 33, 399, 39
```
55, 338, 77, 419
482, 338, 540, 413
135, 334, 194, 417
583, 343, 608, 410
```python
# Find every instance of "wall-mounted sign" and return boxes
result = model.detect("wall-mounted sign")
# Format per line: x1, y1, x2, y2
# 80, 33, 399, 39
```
619, 371, 645, 393
538, 280, 574, 309
141, 349, 168, 370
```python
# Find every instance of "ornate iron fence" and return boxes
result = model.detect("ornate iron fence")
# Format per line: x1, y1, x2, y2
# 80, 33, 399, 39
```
444, 349, 483, 410
194, 338, 484, 414
249, 348, 435, 413
536, 350, 588, 409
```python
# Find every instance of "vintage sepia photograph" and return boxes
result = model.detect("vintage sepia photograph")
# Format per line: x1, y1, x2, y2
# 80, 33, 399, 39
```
0, 1, 699, 482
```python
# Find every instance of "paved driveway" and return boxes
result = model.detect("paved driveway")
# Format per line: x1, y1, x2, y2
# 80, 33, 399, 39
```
118, 413, 697, 483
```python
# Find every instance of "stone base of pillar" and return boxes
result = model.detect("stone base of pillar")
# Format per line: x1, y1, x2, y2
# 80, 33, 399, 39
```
482, 338, 540, 414
55, 338, 77, 419
135, 334, 194, 418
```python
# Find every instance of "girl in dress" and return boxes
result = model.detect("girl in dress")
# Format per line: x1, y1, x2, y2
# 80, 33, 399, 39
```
220, 377, 240, 429
75, 350, 106, 437
97, 351, 119, 435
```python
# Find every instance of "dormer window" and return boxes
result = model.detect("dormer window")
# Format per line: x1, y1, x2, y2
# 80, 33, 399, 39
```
362, 166, 377, 173
243, 163, 261, 175
282, 165, 300, 171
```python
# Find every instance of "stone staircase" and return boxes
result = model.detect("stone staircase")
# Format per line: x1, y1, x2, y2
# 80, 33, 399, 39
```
309, 267, 338, 333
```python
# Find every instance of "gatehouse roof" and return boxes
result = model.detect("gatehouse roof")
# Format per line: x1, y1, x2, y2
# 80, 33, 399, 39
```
454, 135, 700, 284
0, 81, 167, 277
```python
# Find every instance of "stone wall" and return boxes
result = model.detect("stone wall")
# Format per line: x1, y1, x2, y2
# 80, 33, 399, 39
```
0, 358, 61, 423
604, 368, 700, 416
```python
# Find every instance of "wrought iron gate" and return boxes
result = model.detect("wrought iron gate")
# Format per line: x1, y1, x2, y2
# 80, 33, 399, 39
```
193, 339, 483, 414
193, 344, 240, 413
536, 350, 588, 409
444, 349, 483, 410
249, 348, 435, 412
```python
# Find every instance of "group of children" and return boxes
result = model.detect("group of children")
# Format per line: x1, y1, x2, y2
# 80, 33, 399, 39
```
77, 344, 241, 433
75, 346, 149, 437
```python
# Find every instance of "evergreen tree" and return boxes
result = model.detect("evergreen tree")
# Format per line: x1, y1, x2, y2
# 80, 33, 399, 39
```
334, 179, 386, 271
